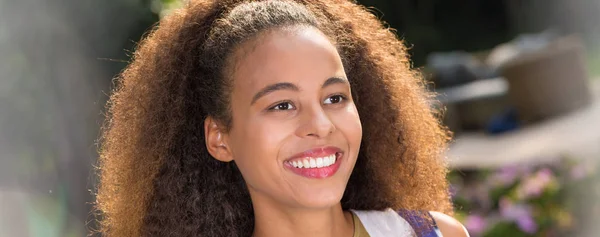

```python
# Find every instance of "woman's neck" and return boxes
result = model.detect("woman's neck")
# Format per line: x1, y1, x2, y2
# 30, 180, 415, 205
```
250, 193, 354, 237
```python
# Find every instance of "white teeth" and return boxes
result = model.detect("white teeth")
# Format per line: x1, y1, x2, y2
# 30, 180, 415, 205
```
323, 157, 331, 166
290, 153, 339, 169
316, 158, 323, 168
309, 159, 317, 168
303, 160, 310, 168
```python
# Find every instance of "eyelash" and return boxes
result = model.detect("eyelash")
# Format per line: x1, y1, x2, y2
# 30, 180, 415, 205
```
267, 94, 348, 111
268, 100, 295, 111
324, 94, 347, 105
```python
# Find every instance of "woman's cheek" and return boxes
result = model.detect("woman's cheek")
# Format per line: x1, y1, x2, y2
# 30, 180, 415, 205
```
339, 104, 362, 132
247, 116, 294, 153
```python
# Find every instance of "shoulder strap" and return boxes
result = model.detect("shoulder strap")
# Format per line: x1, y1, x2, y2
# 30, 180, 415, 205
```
397, 210, 443, 237
351, 208, 415, 237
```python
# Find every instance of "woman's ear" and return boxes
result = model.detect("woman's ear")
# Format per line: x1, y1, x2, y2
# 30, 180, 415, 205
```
204, 117, 234, 162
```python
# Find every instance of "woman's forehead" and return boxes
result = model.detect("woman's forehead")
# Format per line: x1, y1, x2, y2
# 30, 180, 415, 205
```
231, 26, 345, 95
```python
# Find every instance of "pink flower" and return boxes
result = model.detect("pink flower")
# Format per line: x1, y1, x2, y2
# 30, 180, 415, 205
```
516, 168, 555, 199
537, 168, 553, 183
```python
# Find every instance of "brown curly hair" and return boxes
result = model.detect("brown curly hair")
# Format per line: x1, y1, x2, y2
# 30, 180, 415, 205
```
95, 0, 452, 236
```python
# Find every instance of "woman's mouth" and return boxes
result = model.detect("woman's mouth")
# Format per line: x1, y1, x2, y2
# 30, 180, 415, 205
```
288, 153, 337, 169
284, 146, 343, 179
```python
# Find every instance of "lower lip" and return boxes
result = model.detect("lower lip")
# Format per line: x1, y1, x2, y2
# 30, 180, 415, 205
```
284, 153, 342, 179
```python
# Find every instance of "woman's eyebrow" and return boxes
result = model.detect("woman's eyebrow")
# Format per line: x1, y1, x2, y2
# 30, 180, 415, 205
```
322, 76, 349, 88
251, 82, 299, 105
250, 77, 349, 105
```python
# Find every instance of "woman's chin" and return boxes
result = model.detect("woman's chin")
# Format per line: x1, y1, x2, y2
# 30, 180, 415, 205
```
291, 191, 344, 209
283, 175, 351, 209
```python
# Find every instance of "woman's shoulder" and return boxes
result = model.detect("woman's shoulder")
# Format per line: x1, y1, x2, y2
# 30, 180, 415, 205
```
351, 208, 469, 237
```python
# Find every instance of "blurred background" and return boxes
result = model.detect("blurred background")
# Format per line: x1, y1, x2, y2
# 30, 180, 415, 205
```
0, 0, 598, 236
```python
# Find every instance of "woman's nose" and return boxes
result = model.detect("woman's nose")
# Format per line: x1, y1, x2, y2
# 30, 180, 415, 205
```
295, 106, 336, 139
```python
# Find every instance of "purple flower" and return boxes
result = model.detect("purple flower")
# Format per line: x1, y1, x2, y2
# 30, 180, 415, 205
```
464, 214, 487, 236
499, 198, 538, 234
516, 214, 538, 234
490, 166, 519, 186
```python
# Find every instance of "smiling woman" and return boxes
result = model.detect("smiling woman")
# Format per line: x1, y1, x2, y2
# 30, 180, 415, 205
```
208, 26, 364, 215
95, 1, 467, 237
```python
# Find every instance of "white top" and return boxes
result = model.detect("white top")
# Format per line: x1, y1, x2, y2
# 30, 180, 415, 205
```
351, 208, 443, 237
351, 208, 416, 237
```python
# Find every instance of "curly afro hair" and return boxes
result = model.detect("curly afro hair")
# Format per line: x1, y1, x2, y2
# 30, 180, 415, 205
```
95, 0, 453, 236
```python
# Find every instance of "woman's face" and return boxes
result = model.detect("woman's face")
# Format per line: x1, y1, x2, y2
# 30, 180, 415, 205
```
224, 26, 362, 209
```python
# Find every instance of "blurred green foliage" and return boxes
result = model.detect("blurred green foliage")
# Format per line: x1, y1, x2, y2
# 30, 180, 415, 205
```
450, 157, 600, 237
587, 47, 600, 78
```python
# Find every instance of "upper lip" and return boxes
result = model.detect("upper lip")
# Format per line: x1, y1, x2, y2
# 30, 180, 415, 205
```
286, 146, 342, 161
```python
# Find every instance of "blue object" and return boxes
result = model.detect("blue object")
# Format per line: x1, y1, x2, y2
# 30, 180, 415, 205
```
397, 209, 442, 237
487, 108, 520, 134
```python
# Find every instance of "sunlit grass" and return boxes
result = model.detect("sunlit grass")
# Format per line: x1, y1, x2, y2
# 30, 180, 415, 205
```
587, 46, 600, 79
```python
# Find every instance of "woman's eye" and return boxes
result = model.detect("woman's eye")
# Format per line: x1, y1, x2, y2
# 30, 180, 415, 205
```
324, 95, 346, 105
269, 102, 295, 111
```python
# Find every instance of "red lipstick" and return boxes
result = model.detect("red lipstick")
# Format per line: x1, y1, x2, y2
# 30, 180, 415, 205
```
284, 146, 343, 179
